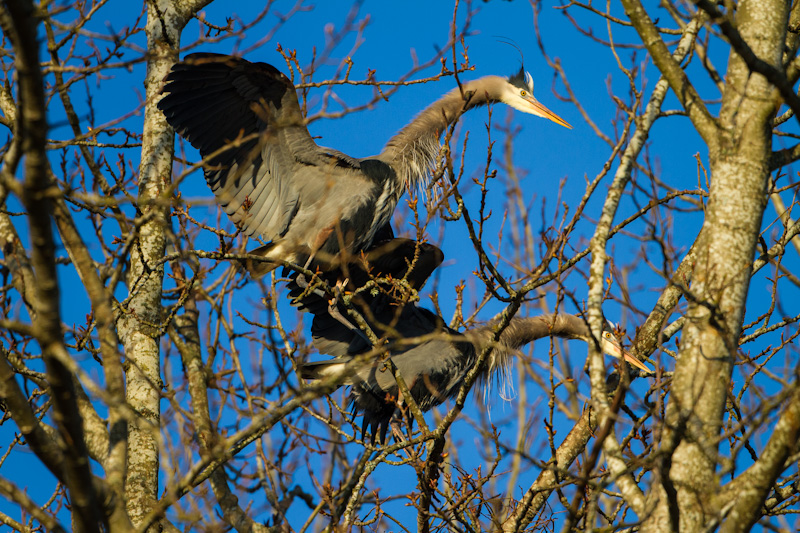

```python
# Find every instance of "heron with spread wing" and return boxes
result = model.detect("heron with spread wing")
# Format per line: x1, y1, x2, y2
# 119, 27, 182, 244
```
158, 53, 571, 275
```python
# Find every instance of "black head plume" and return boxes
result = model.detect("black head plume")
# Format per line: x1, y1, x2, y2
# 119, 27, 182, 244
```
495, 37, 534, 93
508, 65, 535, 94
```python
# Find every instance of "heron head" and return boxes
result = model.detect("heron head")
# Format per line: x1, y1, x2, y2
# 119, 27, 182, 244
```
505, 66, 572, 129
598, 326, 653, 373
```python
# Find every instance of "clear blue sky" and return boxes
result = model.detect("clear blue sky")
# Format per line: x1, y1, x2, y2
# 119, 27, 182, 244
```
4, 0, 798, 530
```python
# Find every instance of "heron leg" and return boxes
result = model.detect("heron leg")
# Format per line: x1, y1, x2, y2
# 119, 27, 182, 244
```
389, 403, 413, 443
301, 253, 316, 271
326, 279, 372, 346
293, 250, 318, 289
327, 304, 364, 337
291, 251, 319, 289
390, 418, 405, 442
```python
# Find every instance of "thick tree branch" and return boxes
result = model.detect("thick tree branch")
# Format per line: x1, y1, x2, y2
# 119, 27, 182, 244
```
501, 407, 598, 532
0, 1, 104, 531
620, 0, 720, 150
768, 144, 800, 170
640, 0, 787, 529
694, 0, 800, 126
716, 382, 800, 533
0, 476, 67, 533
172, 296, 267, 533
584, 14, 704, 520
118, 0, 211, 526
51, 189, 128, 500
0, 346, 66, 480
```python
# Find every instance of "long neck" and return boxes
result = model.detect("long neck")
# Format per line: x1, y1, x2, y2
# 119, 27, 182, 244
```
380, 76, 506, 191
468, 313, 591, 370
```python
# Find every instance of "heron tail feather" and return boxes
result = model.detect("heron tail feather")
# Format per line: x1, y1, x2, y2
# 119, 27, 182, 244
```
299, 360, 347, 381
240, 243, 278, 278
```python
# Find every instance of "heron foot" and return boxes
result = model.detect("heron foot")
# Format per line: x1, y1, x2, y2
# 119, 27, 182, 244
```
295, 272, 309, 289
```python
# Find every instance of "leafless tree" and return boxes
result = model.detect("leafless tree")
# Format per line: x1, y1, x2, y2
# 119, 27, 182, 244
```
0, 0, 798, 531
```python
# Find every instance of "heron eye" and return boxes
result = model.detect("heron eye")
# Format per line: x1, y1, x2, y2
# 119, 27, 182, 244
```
520, 90, 527, 97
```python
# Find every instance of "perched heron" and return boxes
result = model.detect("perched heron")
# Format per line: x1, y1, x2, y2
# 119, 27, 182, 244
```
290, 246, 653, 442
158, 53, 571, 275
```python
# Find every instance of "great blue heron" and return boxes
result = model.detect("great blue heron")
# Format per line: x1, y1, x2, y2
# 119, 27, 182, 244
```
158, 53, 571, 275
289, 246, 653, 442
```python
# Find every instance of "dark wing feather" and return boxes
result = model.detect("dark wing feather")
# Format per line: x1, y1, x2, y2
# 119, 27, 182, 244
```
158, 53, 311, 241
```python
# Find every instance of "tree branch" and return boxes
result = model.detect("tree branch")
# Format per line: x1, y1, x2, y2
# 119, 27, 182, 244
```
0, 1, 104, 530
0, 476, 67, 533
716, 382, 800, 533
694, 0, 800, 126
620, 0, 720, 149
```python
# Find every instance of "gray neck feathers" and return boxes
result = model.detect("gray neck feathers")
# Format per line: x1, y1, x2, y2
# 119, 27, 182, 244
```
467, 314, 592, 383
493, 314, 591, 350
380, 76, 506, 192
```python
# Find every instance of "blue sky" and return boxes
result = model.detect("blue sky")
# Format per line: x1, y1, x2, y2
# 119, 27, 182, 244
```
3, 0, 799, 530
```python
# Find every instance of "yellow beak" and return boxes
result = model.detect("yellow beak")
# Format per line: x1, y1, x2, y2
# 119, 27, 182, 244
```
600, 336, 653, 373
524, 95, 572, 129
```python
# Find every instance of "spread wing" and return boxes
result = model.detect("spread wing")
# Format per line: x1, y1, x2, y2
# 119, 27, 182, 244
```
158, 53, 362, 242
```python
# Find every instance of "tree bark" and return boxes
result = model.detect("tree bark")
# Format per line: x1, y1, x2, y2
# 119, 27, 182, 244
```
117, 0, 214, 527
640, 0, 787, 530
119, 0, 184, 527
